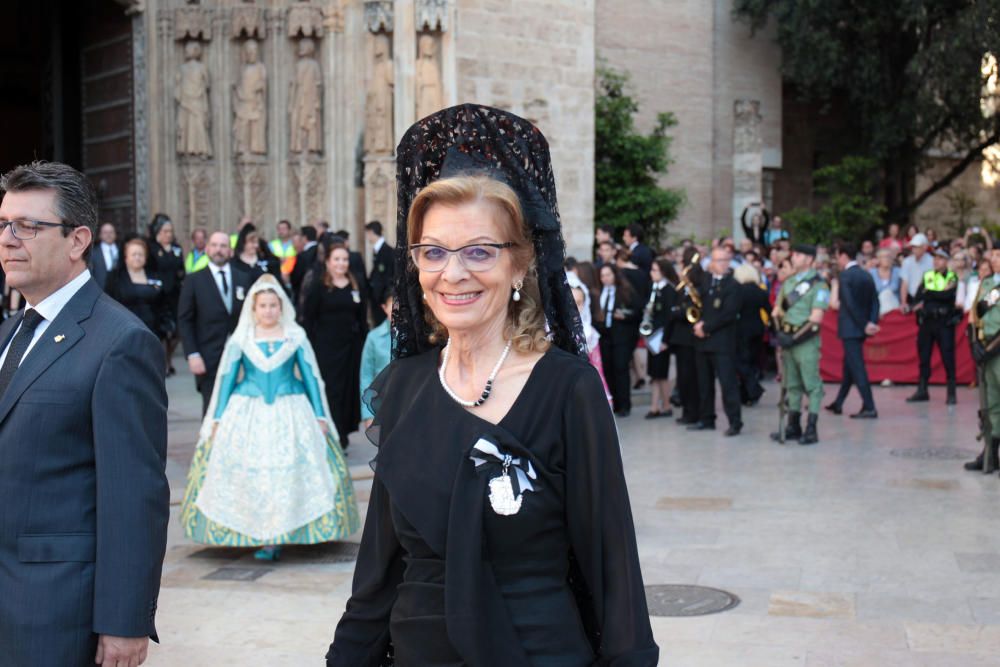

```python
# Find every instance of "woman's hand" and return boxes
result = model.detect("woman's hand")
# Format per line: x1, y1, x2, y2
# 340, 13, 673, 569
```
318, 419, 329, 435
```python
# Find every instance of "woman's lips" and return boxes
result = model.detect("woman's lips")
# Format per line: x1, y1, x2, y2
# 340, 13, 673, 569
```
438, 291, 483, 306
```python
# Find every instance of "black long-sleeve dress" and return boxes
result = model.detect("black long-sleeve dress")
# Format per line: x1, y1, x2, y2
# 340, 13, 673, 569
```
327, 347, 658, 666
647, 282, 676, 379
302, 280, 367, 445
108, 270, 167, 337
148, 242, 185, 336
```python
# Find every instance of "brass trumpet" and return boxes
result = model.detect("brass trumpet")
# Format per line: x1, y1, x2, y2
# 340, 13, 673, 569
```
676, 253, 703, 324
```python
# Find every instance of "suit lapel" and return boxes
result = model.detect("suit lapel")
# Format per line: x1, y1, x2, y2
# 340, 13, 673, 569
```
0, 281, 100, 425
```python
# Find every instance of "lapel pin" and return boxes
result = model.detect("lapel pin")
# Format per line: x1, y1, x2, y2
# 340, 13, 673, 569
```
54, 335, 65, 343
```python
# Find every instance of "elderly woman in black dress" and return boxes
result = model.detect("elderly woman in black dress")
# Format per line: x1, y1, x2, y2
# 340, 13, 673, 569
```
108, 237, 166, 336
327, 106, 657, 667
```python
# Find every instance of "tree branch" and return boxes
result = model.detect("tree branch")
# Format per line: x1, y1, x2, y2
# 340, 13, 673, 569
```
903, 131, 1000, 216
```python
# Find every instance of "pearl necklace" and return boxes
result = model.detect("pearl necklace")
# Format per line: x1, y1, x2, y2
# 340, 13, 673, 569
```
439, 339, 513, 407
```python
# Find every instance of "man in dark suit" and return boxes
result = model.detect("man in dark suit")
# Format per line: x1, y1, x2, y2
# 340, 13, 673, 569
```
826, 242, 880, 418
290, 224, 319, 298
365, 220, 395, 326
0, 161, 168, 666
88, 221, 120, 291
623, 222, 654, 274
178, 230, 253, 414
690, 247, 743, 435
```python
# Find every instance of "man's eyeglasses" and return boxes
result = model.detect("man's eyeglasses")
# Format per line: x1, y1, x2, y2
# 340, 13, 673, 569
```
0, 219, 77, 241
409, 242, 513, 273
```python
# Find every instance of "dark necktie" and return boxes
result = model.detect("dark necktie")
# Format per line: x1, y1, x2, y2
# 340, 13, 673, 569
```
219, 269, 229, 296
0, 309, 45, 399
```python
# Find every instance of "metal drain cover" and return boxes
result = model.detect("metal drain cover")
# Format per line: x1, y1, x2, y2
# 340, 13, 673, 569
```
890, 446, 978, 460
644, 584, 740, 617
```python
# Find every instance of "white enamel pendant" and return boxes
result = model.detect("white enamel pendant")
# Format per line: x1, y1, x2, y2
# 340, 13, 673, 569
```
488, 472, 522, 516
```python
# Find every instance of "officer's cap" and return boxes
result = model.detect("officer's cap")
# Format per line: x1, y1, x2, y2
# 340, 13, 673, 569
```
792, 243, 817, 257
933, 248, 950, 259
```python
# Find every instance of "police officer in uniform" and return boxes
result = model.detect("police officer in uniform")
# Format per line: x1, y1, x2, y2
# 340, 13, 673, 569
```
770, 244, 830, 445
906, 248, 959, 404
965, 248, 1000, 474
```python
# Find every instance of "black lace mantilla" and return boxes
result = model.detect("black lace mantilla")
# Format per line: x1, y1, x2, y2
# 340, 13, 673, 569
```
390, 104, 587, 361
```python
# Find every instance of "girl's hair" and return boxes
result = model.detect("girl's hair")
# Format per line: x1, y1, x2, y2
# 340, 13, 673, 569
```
406, 175, 549, 353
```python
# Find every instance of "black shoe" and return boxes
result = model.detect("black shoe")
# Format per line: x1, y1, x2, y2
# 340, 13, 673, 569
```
614, 409, 631, 418
906, 381, 930, 402
686, 421, 715, 431
965, 454, 985, 471
946, 384, 957, 405
799, 414, 819, 445
849, 409, 878, 419
644, 410, 672, 419
632, 379, 646, 390
824, 402, 842, 415
724, 423, 742, 437
676, 415, 698, 425
966, 438, 1000, 472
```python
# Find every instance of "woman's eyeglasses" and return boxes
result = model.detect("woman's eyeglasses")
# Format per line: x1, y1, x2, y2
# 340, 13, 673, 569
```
409, 242, 513, 273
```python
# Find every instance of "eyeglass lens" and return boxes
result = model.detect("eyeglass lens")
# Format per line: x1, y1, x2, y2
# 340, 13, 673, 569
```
411, 245, 502, 272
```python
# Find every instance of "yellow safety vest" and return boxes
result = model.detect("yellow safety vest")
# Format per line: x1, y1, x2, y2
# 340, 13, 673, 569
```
923, 270, 957, 291
269, 238, 297, 259
185, 250, 209, 274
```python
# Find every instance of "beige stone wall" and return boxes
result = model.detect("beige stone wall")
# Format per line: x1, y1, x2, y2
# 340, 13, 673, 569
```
915, 157, 1000, 235
453, 0, 596, 260
596, 0, 781, 243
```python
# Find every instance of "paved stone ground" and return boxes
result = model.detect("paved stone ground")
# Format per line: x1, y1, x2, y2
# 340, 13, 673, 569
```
148, 362, 1000, 666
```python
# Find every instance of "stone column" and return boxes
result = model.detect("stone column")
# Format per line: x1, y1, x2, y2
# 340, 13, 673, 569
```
363, 0, 397, 244
131, 9, 150, 230
393, 0, 415, 142
732, 99, 763, 241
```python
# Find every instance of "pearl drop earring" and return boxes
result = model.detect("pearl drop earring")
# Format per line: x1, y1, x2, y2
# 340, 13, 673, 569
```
512, 280, 523, 302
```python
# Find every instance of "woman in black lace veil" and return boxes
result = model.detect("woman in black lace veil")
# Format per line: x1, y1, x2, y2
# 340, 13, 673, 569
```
327, 105, 657, 667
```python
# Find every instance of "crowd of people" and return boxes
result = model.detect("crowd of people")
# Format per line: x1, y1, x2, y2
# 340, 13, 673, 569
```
566, 215, 1000, 457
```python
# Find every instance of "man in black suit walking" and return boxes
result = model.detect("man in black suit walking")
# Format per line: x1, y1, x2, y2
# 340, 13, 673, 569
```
0, 161, 168, 666
365, 220, 395, 326
623, 222, 654, 273
88, 221, 120, 291
690, 247, 743, 436
826, 242, 880, 418
178, 231, 253, 414
290, 224, 319, 298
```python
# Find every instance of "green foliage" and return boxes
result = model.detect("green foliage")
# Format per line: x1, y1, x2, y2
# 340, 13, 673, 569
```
784, 156, 886, 244
595, 65, 685, 244
733, 0, 1000, 219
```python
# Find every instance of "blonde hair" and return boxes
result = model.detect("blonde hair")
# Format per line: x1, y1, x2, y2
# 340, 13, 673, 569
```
407, 175, 550, 353
733, 262, 760, 285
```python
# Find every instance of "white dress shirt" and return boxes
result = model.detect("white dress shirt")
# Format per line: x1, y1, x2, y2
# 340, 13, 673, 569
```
600, 285, 616, 328
0, 269, 92, 368
373, 237, 385, 255
100, 242, 118, 271
209, 262, 233, 312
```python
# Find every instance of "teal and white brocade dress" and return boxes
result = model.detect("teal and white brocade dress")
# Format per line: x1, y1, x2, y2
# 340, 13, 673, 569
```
181, 335, 360, 545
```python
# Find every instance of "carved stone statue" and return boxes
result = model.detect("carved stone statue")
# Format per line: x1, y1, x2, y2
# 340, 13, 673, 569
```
175, 40, 212, 157
289, 38, 323, 155
415, 34, 443, 120
233, 39, 267, 157
365, 33, 394, 155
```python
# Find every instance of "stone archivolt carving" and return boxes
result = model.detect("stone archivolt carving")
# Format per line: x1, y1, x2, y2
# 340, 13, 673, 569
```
231, 5, 266, 39
416, 34, 443, 121
289, 38, 323, 155
287, 3, 325, 38
416, 0, 449, 32
289, 160, 325, 224
364, 1, 393, 33
180, 161, 213, 231
365, 33, 394, 155
175, 40, 212, 158
236, 162, 267, 220
233, 39, 267, 157
174, 7, 212, 41
325, 2, 346, 34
